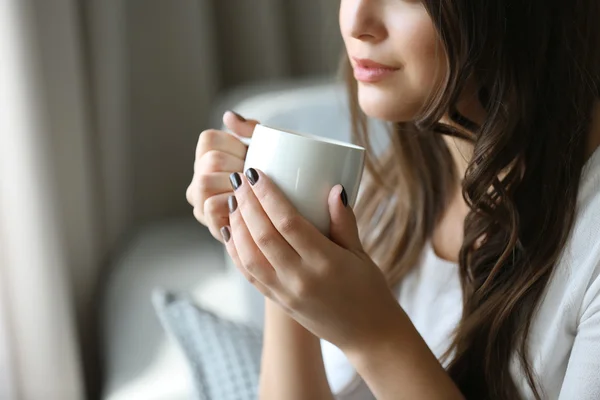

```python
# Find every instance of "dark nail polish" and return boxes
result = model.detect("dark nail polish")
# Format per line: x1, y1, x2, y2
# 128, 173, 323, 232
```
228, 195, 238, 213
245, 168, 259, 185
230, 172, 242, 190
220, 226, 231, 242
230, 110, 246, 122
340, 186, 348, 207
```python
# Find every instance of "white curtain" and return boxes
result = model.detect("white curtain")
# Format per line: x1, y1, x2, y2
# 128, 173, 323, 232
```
0, 0, 341, 397
0, 0, 93, 398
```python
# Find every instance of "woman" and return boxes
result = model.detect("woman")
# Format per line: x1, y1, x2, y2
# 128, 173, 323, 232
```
186, 0, 600, 398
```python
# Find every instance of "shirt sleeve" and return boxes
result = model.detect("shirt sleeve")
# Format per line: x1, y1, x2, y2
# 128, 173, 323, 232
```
558, 262, 600, 399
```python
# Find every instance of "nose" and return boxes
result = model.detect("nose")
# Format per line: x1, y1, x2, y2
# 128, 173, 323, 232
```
347, 0, 387, 42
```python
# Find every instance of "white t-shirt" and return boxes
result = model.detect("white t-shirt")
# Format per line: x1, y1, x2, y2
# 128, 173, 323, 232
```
321, 147, 600, 399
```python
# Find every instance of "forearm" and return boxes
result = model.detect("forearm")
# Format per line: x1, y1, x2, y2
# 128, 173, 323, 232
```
259, 299, 334, 400
346, 309, 464, 400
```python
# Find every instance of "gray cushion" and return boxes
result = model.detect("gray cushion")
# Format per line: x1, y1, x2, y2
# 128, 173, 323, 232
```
153, 289, 263, 400
101, 218, 235, 400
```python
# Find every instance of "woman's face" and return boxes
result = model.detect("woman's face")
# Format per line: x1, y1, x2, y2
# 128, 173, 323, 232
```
340, 0, 447, 122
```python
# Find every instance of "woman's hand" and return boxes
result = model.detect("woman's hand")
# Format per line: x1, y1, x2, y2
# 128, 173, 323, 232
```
186, 111, 258, 242
222, 168, 404, 352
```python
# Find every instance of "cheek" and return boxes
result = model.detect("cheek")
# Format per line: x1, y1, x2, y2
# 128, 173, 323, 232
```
355, 13, 447, 122
400, 19, 446, 94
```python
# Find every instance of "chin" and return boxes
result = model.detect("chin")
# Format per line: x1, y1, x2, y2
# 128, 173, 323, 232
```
357, 83, 422, 123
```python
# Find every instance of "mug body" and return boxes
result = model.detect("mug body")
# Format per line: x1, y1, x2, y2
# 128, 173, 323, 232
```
244, 124, 365, 235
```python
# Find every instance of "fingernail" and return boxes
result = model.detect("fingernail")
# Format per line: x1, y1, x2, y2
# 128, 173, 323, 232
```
229, 110, 246, 122
245, 168, 259, 186
230, 172, 242, 190
220, 226, 231, 243
340, 186, 348, 207
228, 195, 238, 213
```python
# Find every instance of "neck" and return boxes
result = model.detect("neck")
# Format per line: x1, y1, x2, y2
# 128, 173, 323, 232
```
444, 96, 600, 176
432, 99, 600, 263
440, 82, 486, 178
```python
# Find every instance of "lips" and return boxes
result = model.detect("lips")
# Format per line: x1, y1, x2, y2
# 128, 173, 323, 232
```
352, 57, 400, 83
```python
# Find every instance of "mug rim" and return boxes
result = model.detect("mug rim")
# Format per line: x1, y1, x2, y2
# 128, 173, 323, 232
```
255, 124, 365, 151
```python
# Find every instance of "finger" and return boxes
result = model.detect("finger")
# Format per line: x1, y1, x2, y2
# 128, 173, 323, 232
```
196, 172, 237, 200
196, 150, 245, 174
196, 129, 248, 160
228, 175, 301, 271
204, 192, 232, 242
193, 205, 207, 226
191, 184, 230, 232
221, 226, 274, 299
223, 111, 259, 138
228, 196, 280, 289
186, 183, 196, 206
239, 168, 329, 258
189, 172, 236, 214
328, 185, 363, 253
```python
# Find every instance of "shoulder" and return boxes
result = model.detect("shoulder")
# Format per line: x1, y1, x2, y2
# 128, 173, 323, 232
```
577, 147, 600, 214
555, 149, 600, 320
570, 148, 600, 270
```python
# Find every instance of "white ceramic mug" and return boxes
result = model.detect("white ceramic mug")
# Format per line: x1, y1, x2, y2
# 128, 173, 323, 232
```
243, 124, 365, 236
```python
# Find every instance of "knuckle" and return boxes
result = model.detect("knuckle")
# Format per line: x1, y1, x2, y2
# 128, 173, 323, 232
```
198, 129, 220, 149
245, 272, 257, 285
277, 214, 301, 235
243, 258, 271, 281
196, 173, 214, 191
290, 273, 314, 299
202, 150, 226, 172
313, 261, 334, 283
244, 261, 260, 277
255, 231, 276, 249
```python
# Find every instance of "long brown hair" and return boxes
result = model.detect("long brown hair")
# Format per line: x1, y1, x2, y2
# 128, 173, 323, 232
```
347, 1, 600, 399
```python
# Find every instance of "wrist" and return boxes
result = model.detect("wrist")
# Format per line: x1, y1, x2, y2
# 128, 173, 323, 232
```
343, 306, 410, 370
264, 298, 318, 341
342, 307, 465, 400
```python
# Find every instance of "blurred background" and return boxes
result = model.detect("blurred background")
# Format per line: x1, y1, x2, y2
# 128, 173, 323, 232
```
0, 0, 352, 399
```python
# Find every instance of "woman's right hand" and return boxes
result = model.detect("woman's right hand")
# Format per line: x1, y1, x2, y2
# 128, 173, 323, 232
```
186, 111, 258, 242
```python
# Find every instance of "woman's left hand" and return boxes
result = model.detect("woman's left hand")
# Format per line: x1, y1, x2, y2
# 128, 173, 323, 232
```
222, 168, 404, 353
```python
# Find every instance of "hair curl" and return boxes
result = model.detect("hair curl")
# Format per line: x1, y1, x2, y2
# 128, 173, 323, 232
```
346, 0, 600, 398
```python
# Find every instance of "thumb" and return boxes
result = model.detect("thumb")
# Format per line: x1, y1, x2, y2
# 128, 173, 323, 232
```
328, 184, 363, 253
223, 110, 259, 138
